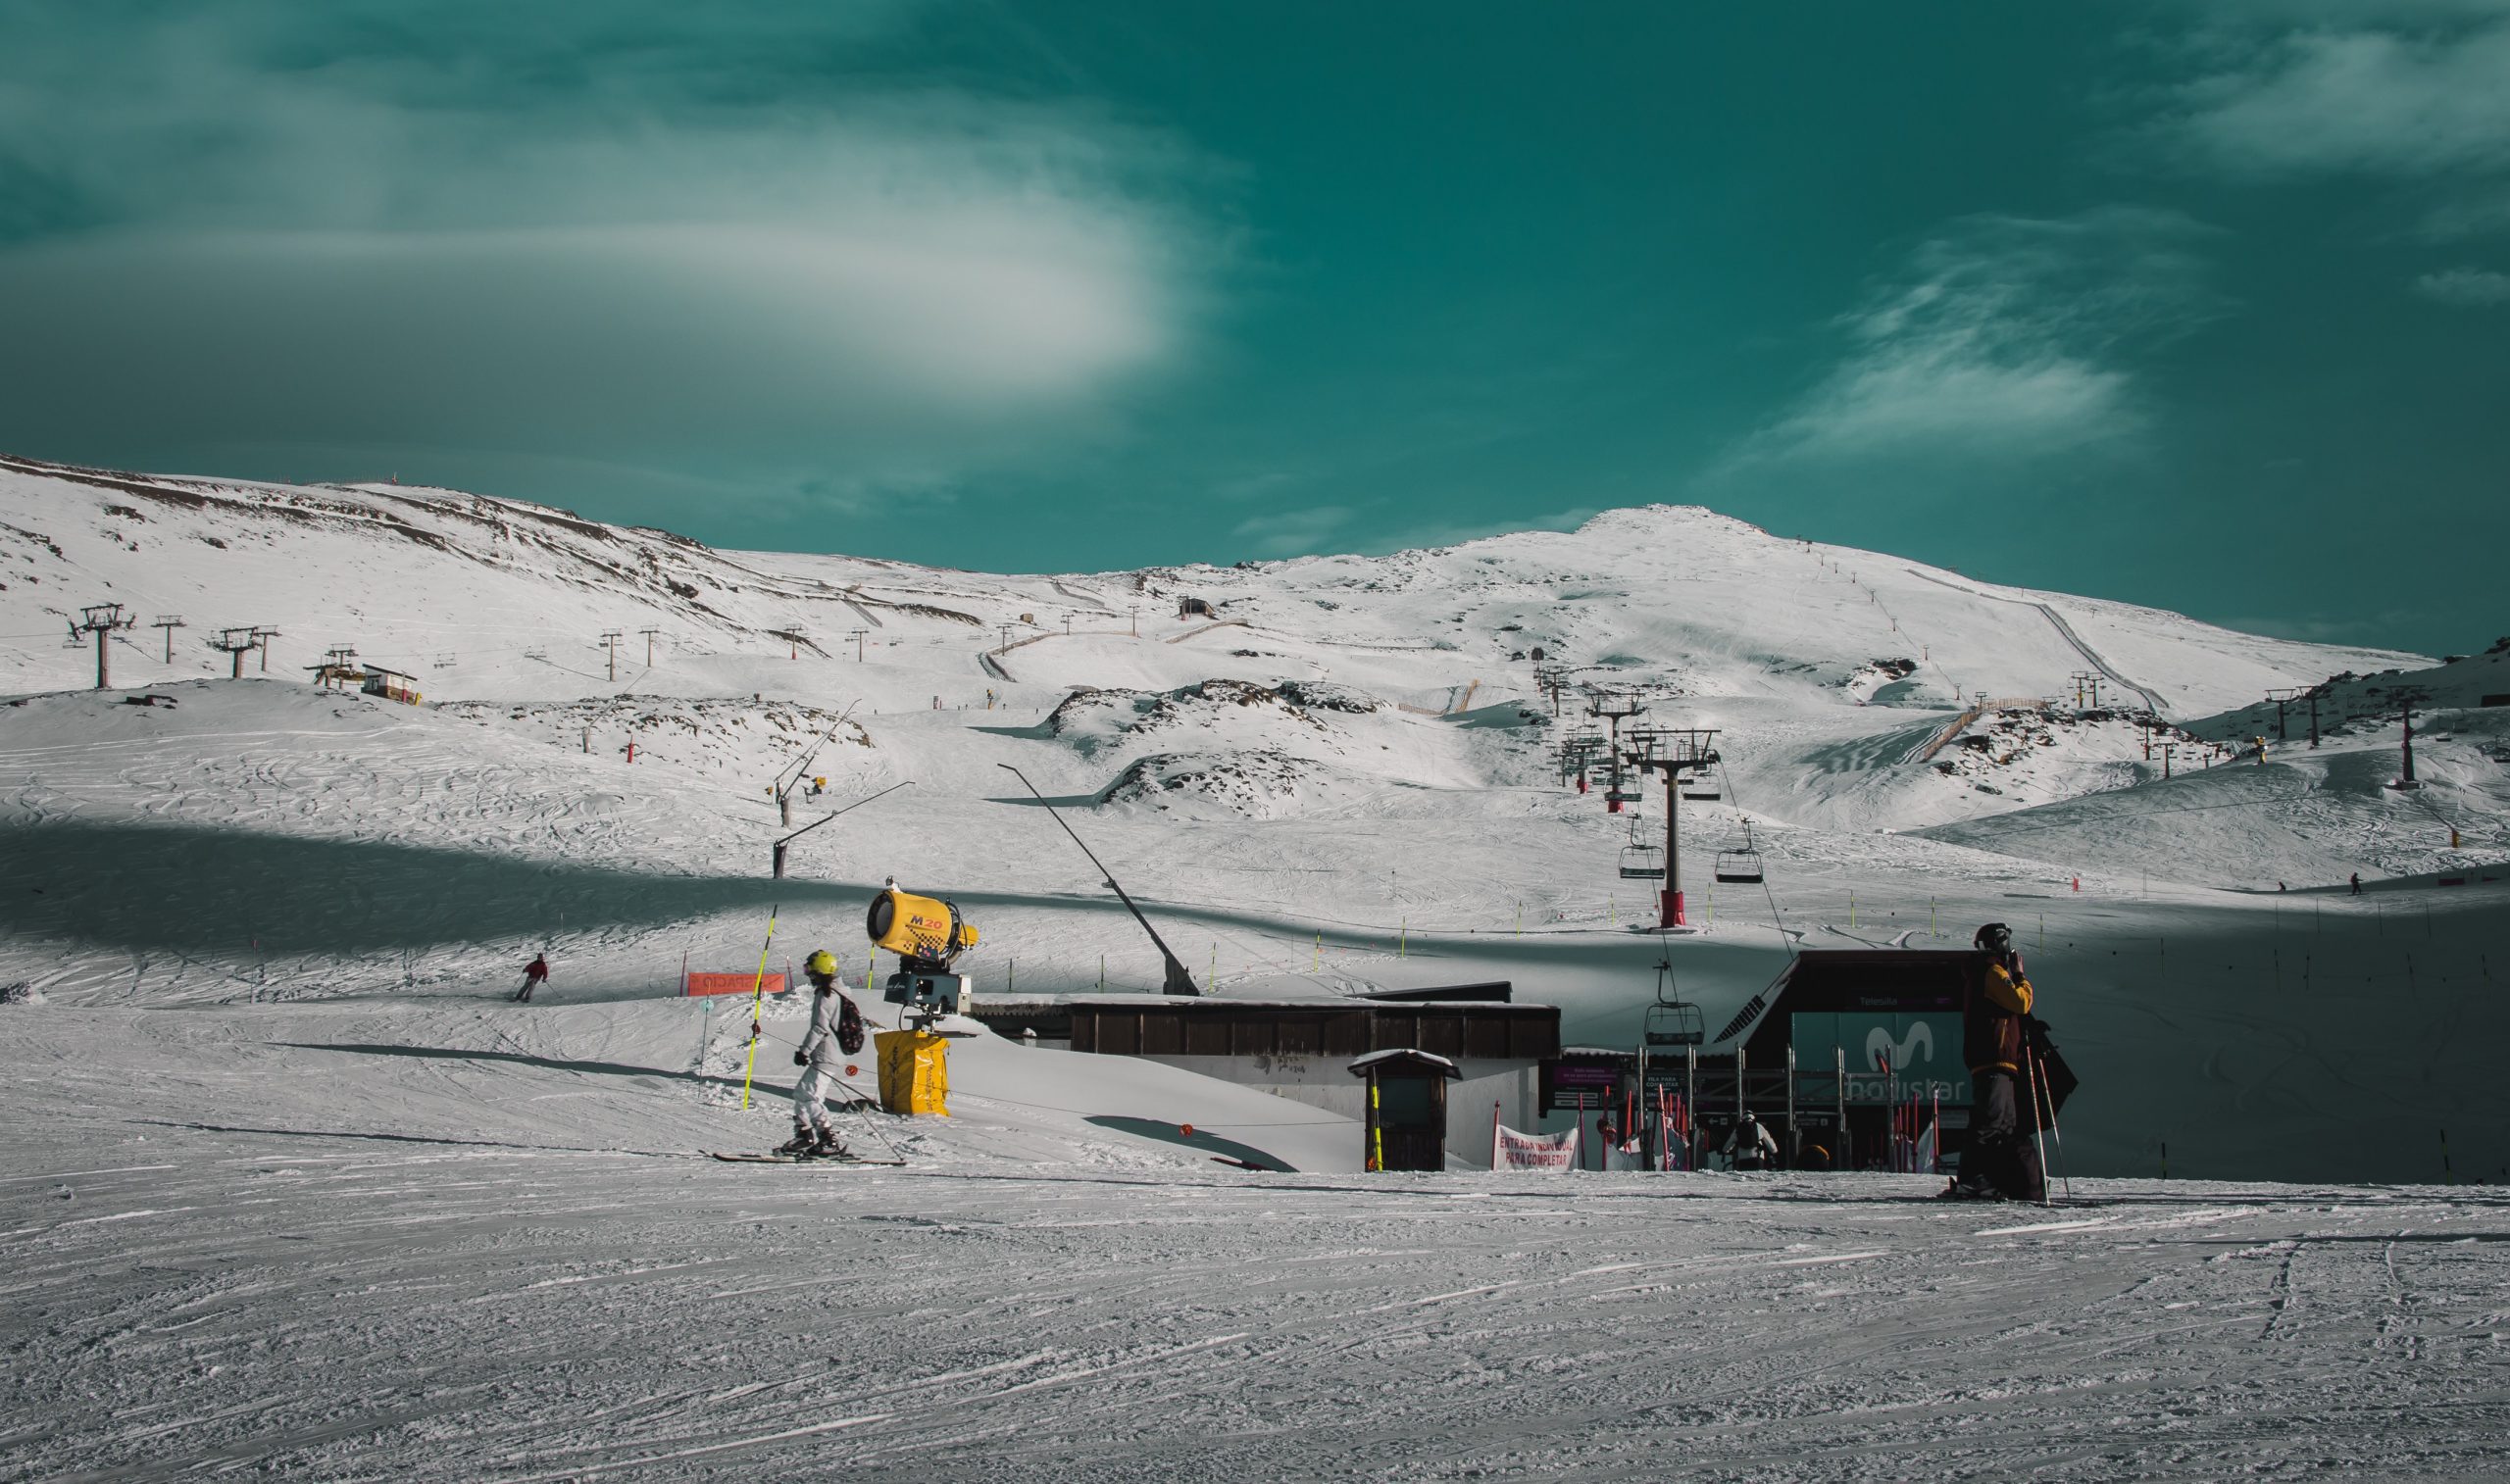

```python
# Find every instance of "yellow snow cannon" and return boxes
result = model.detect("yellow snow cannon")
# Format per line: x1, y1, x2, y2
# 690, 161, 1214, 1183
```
867, 886, 979, 972
863, 888, 979, 1039
867, 885, 979, 1026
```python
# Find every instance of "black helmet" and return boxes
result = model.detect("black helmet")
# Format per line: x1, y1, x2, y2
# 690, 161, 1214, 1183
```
1974, 922, 2012, 955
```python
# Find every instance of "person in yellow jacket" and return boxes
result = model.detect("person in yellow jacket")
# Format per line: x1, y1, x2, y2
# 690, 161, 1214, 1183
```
1951, 922, 2044, 1200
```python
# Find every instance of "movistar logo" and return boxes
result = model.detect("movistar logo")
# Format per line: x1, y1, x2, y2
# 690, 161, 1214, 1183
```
1866, 1021, 1933, 1071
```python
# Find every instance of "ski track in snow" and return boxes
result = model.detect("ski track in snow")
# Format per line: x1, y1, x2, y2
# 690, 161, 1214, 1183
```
7, 1049, 2509, 1482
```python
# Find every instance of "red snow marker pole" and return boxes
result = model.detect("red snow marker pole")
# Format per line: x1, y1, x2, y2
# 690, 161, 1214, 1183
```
1491, 1100, 1501, 1172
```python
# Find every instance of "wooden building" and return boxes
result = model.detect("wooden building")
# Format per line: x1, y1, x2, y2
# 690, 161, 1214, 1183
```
1350, 1049, 1460, 1171
1054, 996, 1559, 1169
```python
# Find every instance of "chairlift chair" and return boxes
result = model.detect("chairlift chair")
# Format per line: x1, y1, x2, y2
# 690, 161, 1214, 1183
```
1682, 765, 1723, 802
1713, 819, 1765, 884
1618, 842, 1666, 880
1642, 958, 1704, 1048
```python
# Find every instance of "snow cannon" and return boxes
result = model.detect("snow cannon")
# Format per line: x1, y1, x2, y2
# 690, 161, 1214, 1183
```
866, 886, 979, 1026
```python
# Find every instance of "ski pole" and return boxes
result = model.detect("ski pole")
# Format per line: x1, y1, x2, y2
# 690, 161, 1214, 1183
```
2021, 1054, 2052, 1207
738, 904, 780, 1111
2032, 1048, 2071, 1202
826, 1074, 911, 1162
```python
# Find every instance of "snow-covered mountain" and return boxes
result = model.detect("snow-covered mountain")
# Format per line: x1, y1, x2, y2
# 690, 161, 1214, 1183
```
4, 450, 2505, 1188
7, 451, 2510, 1477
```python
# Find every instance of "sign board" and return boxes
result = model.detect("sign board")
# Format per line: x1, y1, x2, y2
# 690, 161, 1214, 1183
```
1637, 1055, 1695, 1092
1493, 1122, 1579, 1171
684, 972, 788, 998
1789, 1012, 1970, 1105
1540, 1051, 1633, 1113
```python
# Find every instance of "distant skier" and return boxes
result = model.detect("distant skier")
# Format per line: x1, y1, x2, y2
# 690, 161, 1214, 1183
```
2349, 872, 2362, 896
1949, 923, 2044, 1201
1724, 1113, 1778, 1171
513, 954, 549, 1003
781, 951, 864, 1158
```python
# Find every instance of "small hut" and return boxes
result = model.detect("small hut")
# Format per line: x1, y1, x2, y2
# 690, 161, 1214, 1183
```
360, 667, 424, 706
1350, 1048, 1460, 1171
1178, 596, 1216, 619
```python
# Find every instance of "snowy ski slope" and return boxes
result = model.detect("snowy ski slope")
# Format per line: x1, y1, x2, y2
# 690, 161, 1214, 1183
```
6, 453, 2509, 1475
4, 450, 2504, 1181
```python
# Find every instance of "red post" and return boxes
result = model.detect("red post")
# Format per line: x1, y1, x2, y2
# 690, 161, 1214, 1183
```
1577, 1092, 1586, 1171
1491, 1100, 1502, 1171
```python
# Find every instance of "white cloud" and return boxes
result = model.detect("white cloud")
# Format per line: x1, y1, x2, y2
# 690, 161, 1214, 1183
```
1725, 209, 2219, 470
2413, 266, 2510, 303
2162, 20, 2510, 177
0, 7, 1222, 496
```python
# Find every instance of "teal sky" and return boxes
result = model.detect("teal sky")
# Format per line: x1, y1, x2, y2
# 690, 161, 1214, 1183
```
4, 3, 2506, 654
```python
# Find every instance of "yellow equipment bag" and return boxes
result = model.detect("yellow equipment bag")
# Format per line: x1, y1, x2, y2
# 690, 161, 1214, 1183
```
875, 1029, 950, 1116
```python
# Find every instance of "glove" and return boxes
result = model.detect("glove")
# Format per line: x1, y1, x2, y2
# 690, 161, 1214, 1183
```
792, 1050, 809, 1066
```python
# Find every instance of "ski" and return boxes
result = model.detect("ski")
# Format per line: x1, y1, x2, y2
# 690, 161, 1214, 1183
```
711, 1151, 906, 1166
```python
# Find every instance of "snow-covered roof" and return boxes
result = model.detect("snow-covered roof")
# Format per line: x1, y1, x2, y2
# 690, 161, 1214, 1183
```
1346, 1048, 1460, 1077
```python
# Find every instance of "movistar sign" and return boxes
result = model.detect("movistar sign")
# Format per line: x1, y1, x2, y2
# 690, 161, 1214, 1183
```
1791, 1012, 1971, 1104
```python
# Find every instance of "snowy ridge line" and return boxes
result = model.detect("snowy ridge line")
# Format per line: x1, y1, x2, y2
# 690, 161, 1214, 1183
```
1050, 579, 1119, 613
1903, 567, 2166, 713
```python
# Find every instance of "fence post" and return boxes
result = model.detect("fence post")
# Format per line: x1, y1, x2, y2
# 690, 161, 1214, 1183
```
1835, 1045, 1848, 1170
1784, 1043, 1797, 1165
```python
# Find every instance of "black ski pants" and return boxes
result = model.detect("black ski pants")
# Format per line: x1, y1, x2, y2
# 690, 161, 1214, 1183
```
1968, 1070, 2044, 1201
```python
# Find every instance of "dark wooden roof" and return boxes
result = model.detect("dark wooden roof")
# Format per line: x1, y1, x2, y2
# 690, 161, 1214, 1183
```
1068, 997, 1558, 1062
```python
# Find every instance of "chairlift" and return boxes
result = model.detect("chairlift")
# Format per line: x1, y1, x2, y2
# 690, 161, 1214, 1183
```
1643, 957, 1704, 1048
1681, 764, 1722, 802
1714, 819, 1765, 884
1618, 835, 1665, 880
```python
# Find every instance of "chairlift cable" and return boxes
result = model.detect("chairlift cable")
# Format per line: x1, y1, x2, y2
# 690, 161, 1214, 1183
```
1710, 767, 1796, 961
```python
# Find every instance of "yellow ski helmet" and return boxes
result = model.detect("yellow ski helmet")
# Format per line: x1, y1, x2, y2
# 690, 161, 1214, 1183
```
804, 949, 838, 979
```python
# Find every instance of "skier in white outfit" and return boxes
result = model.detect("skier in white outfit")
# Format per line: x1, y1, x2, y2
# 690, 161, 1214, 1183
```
780, 951, 856, 1157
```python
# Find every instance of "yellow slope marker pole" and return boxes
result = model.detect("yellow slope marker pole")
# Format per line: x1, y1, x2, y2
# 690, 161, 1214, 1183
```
737, 904, 781, 1111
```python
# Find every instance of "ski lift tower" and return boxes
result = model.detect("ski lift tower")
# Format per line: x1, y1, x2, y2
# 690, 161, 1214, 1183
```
1584, 689, 1649, 814
1556, 726, 1605, 787
1624, 726, 1719, 929
67, 604, 136, 690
